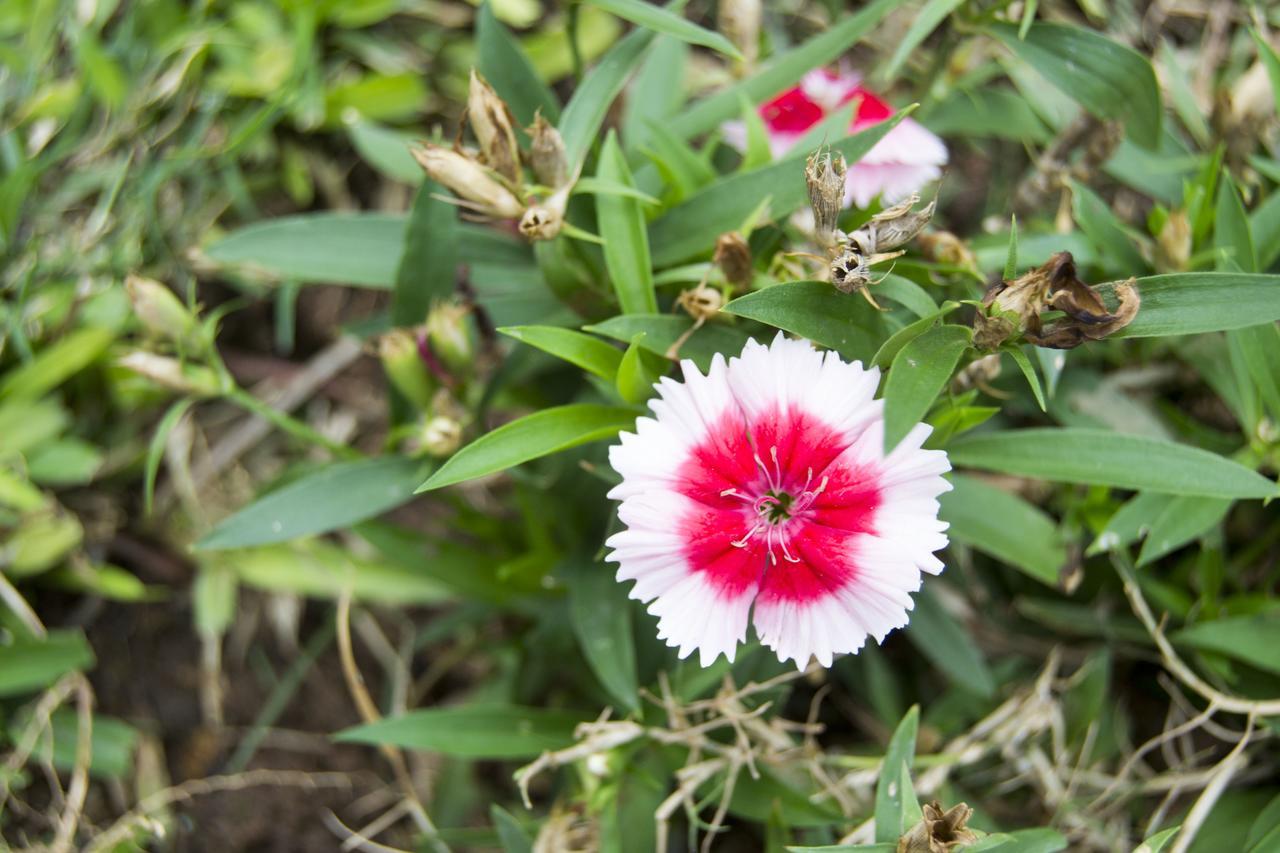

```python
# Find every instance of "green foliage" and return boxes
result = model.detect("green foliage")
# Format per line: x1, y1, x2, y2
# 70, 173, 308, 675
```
7, 1, 1280, 850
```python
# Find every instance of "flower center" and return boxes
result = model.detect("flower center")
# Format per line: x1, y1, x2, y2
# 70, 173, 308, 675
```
719, 445, 830, 566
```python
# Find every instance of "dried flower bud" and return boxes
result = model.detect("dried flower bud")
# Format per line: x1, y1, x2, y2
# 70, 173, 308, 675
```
830, 245, 870, 295
519, 185, 571, 241
853, 194, 936, 253
974, 252, 1140, 350
897, 801, 978, 853
718, 0, 761, 72
676, 283, 725, 324
806, 149, 847, 245
411, 143, 524, 219
1155, 209, 1191, 271
468, 69, 522, 185
421, 415, 463, 458
527, 110, 568, 189
126, 274, 199, 348
713, 232, 754, 288
425, 300, 475, 376
379, 328, 436, 410
918, 231, 976, 270
119, 351, 221, 397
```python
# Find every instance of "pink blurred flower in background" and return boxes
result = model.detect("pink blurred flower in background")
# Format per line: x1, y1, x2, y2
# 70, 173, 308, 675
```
723, 68, 948, 208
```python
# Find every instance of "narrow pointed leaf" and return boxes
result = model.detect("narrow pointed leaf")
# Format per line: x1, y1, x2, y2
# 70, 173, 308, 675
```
335, 705, 589, 758
418, 404, 639, 491
948, 429, 1278, 498
724, 282, 888, 364
884, 324, 971, 452
874, 705, 919, 842
940, 474, 1065, 586
559, 28, 656, 173
597, 131, 657, 314
586, 0, 741, 59
477, 1, 560, 125
500, 325, 623, 380
198, 457, 428, 550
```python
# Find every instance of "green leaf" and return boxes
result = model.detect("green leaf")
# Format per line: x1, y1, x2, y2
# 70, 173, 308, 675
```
1173, 613, 1280, 676
597, 132, 658, 314
1071, 180, 1149, 274
1089, 491, 1175, 555
879, 0, 964, 84
940, 474, 1065, 586
871, 305, 959, 369
738, 93, 773, 171
477, 1, 560, 126
961, 829, 1067, 852
335, 704, 589, 758
1102, 273, 1280, 338
907, 585, 996, 697
649, 112, 909, 265
1003, 214, 1019, 280
500, 325, 624, 380
7, 709, 138, 779
418, 404, 639, 491
559, 27, 656, 174
787, 846, 894, 852
491, 804, 534, 853
0, 328, 114, 401
206, 213, 530, 289
876, 274, 938, 320
573, 176, 661, 205
216, 539, 453, 605
585, 314, 750, 371
1136, 496, 1232, 567
622, 36, 688, 154
568, 558, 639, 712
346, 118, 422, 184
1136, 826, 1180, 853
730, 767, 845, 827
1216, 176, 1257, 273
393, 180, 458, 326
1004, 346, 1047, 411
1230, 323, 1280, 425
668, 0, 899, 141
948, 429, 1278, 498
615, 333, 668, 403
989, 22, 1161, 149
724, 282, 888, 364
883, 324, 971, 452
874, 705, 919, 842
586, 0, 740, 59
197, 457, 427, 550
0, 630, 95, 697
920, 88, 1051, 143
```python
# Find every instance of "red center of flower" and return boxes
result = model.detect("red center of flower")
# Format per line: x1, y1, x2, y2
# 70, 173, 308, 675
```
759, 83, 895, 136
675, 407, 882, 606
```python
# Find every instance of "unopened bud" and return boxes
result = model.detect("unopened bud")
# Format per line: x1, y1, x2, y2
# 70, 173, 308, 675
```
718, 0, 761, 72
126, 274, 199, 348
918, 231, 976, 270
379, 329, 436, 409
806, 149, 847, 245
676, 283, 725, 323
519, 185, 570, 241
421, 416, 463, 457
1155, 209, 1191, 271
527, 111, 568, 189
713, 232, 753, 288
119, 351, 221, 397
411, 144, 524, 219
425, 300, 475, 376
468, 69, 522, 185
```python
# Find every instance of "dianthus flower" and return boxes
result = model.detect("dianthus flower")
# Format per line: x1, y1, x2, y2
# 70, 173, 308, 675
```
722, 68, 948, 209
605, 335, 951, 669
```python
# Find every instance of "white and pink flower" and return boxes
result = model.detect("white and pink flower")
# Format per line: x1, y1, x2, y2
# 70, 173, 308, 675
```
722, 68, 948, 209
605, 334, 952, 669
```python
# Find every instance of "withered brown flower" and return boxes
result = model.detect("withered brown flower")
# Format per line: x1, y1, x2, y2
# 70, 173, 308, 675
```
897, 801, 979, 853
973, 251, 1140, 350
